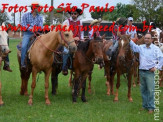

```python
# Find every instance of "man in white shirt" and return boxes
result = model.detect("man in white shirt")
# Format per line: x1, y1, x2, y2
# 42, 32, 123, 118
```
62, 7, 84, 75
126, 17, 137, 40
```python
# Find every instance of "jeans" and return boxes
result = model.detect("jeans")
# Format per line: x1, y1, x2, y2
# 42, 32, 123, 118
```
106, 40, 119, 57
21, 31, 33, 67
62, 47, 73, 70
139, 70, 155, 110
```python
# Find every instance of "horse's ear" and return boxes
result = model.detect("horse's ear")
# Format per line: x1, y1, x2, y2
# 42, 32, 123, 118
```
93, 33, 97, 39
101, 34, 106, 39
126, 34, 131, 39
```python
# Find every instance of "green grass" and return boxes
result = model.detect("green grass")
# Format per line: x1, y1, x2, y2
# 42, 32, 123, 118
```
0, 39, 162, 122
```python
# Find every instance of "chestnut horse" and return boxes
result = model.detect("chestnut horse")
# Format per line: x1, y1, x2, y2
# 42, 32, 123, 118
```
18, 28, 77, 105
51, 35, 104, 102
109, 33, 135, 102
0, 22, 11, 106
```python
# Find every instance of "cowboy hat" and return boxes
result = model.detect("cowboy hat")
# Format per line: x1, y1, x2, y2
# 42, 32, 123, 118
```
90, 18, 102, 25
68, 7, 83, 16
116, 17, 127, 26
28, 1, 41, 7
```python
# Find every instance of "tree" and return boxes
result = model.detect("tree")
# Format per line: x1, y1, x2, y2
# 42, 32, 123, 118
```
133, 0, 162, 24
90, 11, 105, 19
0, 9, 9, 24
102, 3, 141, 22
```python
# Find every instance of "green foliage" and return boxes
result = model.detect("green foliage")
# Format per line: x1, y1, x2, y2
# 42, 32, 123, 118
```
133, 0, 162, 25
103, 3, 141, 22
0, 9, 9, 24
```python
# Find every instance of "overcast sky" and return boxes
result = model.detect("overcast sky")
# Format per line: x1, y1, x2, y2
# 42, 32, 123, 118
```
0, 0, 132, 24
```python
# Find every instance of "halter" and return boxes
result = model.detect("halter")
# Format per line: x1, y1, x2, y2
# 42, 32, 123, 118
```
59, 31, 75, 49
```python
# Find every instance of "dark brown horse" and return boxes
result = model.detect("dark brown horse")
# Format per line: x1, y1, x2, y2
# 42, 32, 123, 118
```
109, 33, 135, 102
18, 28, 77, 105
51, 34, 104, 102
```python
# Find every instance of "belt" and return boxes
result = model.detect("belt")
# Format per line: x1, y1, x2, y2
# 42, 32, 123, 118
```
139, 69, 149, 72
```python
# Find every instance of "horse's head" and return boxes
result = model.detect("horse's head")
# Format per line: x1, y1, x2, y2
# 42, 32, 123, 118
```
0, 22, 11, 56
58, 24, 77, 53
151, 30, 159, 46
117, 32, 131, 59
90, 33, 104, 64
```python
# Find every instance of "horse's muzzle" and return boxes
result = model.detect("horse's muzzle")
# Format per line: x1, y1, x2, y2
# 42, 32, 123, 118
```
69, 46, 77, 53
94, 57, 103, 64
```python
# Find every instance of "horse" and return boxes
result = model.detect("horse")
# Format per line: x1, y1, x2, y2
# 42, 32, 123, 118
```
109, 32, 135, 102
0, 22, 11, 106
17, 27, 77, 105
132, 36, 145, 87
51, 34, 104, 102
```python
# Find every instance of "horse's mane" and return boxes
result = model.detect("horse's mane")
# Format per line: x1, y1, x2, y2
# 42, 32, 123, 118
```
77, 39, 90, 53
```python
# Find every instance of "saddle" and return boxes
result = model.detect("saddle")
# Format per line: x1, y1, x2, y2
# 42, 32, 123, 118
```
17, 33, 41, 67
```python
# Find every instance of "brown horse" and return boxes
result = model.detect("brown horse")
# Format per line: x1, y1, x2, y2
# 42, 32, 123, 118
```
132, 36, 145, 87
84, 40, 113, 95
18, 28, 77, 105
51, 34, 104, 102
109, 33, 135, 102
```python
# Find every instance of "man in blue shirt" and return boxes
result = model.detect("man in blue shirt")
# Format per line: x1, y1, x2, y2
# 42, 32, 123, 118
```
130, 32, 163, 114
21, 2, 43, 69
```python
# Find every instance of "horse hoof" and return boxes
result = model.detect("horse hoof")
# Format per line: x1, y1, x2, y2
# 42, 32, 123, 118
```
45, 99, 51, 105
0, 102, 4, 107
88, 89, 92, 94
133, 84, 136, 87
114, 97, 118, 102
107, 92, 110, 96
24, 93, 29, 96
129, 98, 133, 102
81, 97, 87, 102
28, 99, 33, 105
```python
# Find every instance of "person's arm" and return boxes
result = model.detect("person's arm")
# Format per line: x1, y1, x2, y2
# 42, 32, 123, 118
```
129, 40, 141, 53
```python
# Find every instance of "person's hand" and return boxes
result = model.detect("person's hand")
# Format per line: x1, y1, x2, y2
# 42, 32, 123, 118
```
74, 37, 80, 41
149, 67, 156, 72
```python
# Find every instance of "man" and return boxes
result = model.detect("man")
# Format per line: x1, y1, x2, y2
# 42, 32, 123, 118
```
21, 1, 43, 69
126, 17, 137, 41
130, 33, 163, 114
106, 17, 127, 58
89, 18, 102, 39
62, 7, 84, 75
0, 22, 12, 72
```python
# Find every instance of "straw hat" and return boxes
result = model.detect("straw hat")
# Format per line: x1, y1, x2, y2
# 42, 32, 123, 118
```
90, 18, 102, 25
28, 1, 41, 7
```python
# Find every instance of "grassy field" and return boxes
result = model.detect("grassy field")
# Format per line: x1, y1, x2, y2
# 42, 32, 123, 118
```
0, 39, 162, 122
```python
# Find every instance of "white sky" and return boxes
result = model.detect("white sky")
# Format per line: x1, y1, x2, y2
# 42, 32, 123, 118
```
0, 0, 132, 24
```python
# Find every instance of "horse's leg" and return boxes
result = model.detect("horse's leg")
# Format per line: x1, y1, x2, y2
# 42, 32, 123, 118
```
28, 67, 37, 105
51, 66, 59, 95
72, 73, 80, 103
105, 62, 110, 95
109, 71, 116, 95
0, 81, 4, 106
68, 70, 73, 87
20, 70, 31, 96
127, 73, 133, 102
132, 63, 137, 87
44, 69, 51, 105
81, 77, 87, 102
137, 66, 140, 86
114, 72, 120, 102
88, 71, 92, 94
